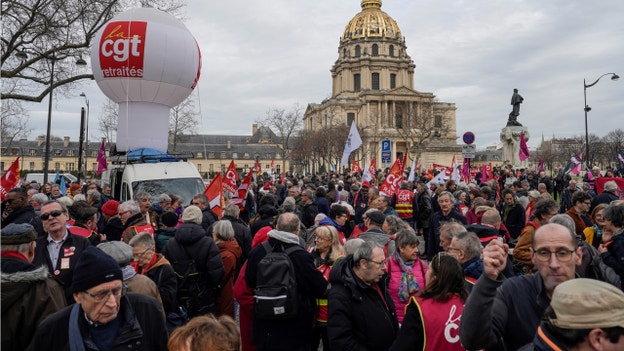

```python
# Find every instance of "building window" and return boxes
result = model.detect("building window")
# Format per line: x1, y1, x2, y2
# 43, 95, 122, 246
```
347, 113, 355, 126
435, 115, 443, 128
372, 44, 378, 56
55, 162, 60, 171
276, 165, 281, 174
197, 164, 202, 172
196, 152, 203, 158
343, 48, 347, 58
209, 152, 215, 159
55, 150, 62, 156
92, 163, 97, 171
355, 45, 361, 57
0, 162, 3, 171
372, 73, 380, 90
389, 45, 395, 57
30, 149, 36, 156
354, 74, 361, 91
244, 153, 250, 159
29, 162, 35, 171
221, 164, 226, 173
395, 115, 403, 128
66, 163, 75, 171
209, 164, 214, 172
390, 73, 396, 89
232, 152, 238, 159
220, 152, 226, 159
67, 150, 74, 157
266, 153, 271, 159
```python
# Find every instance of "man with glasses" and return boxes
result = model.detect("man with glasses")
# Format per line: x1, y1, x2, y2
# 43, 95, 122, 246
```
33, 200, 91, 304
565, 191, 594, 237
27, 246, 168, 350
328, 241, 398, 351
118, 200, 153, 244
1, 187, 44, 236
460, 223, 583, 350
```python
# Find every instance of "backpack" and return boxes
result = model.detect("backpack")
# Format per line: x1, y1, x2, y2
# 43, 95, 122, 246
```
170, 242, 213, 317
254, 241, 302, 320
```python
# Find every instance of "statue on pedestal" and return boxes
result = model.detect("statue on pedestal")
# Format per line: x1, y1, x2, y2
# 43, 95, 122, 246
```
507, 88, 523, 127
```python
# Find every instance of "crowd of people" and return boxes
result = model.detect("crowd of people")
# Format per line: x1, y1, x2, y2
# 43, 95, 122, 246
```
1, 164, 624, 350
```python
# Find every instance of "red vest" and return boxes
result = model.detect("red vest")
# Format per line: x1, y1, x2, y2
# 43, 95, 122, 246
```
395, 190, 415, 219
133, 223, 155, 236
68, 226, 98, 242
413, 295, 467, 351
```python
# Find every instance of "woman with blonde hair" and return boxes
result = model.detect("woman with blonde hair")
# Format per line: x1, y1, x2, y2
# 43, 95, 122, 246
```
309, 225, 344, 351
168, 314, 240, 351
584, 203, 608, 249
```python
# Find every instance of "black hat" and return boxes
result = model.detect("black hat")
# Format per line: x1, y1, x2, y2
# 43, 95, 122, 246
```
0, 223, 37, 245
366, 210, 386, 226
72, 246, 123, 293
161, 211, 179, 227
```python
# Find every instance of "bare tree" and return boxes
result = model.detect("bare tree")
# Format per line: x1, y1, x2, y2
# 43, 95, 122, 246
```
391, 101, 446, 161
1, 0, 187, 102
97, 98, 118, 143
1, 99, 32, 149
256, 104, 304, 172
168, 95, 199, 151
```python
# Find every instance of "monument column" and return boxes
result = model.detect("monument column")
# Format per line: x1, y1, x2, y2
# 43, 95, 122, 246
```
500, 88, 530, 168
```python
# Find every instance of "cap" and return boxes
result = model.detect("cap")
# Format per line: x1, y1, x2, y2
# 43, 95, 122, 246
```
101, 200, 120, 216
70, 183, 82, 192
0, 223, 37, 245
362, 180, 371, 188
72, 246, 123, 293
97, 241, 133, 266
161, 211, 179, 227
158, 193, 172, 203
366, 210, 386, 225
182, 205, 203, 224
550, 278, 624, 329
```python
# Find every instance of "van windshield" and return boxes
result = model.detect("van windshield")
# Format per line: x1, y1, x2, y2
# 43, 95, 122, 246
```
132, 178, 206, 206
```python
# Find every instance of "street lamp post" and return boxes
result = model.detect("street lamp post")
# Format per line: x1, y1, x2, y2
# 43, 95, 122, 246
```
80, 92, 90, 178
584, 72, 619, 168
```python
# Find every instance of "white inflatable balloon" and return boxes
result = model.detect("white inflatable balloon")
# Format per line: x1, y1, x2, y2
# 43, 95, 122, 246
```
90, 8, 201, 152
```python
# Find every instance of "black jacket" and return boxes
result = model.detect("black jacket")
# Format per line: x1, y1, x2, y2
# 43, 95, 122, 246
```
32, 231, 91, 304
27, 293, 168, 351
245, 235, 328, 350
200, 206, 219, 233
163, 222, 225, 316
327, 256, 399, 351
428, 209, 467, 260
250, 204, 277, 236
1, 205, 44, 236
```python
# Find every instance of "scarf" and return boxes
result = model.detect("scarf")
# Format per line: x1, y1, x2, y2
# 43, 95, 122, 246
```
393, 251, 419, 302
593, 224, 603, 242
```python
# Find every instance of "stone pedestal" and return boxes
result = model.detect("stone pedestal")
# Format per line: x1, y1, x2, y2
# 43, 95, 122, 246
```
500, 125, 529, 168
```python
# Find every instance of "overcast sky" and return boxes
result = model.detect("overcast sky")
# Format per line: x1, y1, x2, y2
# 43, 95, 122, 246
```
24, 0, 624, 150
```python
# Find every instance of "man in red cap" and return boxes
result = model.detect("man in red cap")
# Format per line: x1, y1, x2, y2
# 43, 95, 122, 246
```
101, 200, 124, 241
68, 183, 82, 199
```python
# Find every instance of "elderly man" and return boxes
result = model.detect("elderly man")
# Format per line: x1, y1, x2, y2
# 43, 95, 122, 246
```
591, 180, 620, 213
459, 223, 583, 350
68, 200, 103, 245
33, 200, 91, 304
359, 209, 395, 255
428, 191, 467, 260
301, 188, 319, 229
328, 241, 399, 351
118, 200, 152, 243
27, 246, 168, 350
448, 231, 484, 286
1, 223, 66, 351
2, 187, 44, 236
528, 278, 624, 350
191, 193, 219, 233
134, 191, 157, 231
245, 212, 327, 351
565, 191, 594, 237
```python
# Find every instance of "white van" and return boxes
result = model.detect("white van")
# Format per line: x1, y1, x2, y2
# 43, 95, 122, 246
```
26, 173, 77, 185
105, 150, 205, 206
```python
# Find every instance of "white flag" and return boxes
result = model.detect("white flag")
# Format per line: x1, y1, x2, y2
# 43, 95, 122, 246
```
407, 157, 417, 182
450, 156, 461, 184
340, 122, 363, 167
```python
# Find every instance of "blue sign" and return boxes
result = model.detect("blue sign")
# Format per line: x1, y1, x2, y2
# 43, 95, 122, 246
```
381, 139, 391, 163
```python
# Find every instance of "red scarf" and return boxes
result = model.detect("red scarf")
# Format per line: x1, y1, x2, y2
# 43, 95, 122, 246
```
1, 251, 29, 261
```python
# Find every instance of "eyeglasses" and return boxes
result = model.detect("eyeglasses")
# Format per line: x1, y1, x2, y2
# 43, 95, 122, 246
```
133, 247, 152, 259
315, 236, 330, 242
118, 210, 130, 216
40, 210, 65, 221
533, 249, 576, 262
368, 258, 387, 266
84, 284, 127, 303
447, 247, 462, 252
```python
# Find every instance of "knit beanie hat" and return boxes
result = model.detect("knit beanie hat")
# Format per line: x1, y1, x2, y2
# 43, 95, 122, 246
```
0, 223, 37, 245
97, 241, 133, 266
101, 200, 120, 216
182, 205, 203, 224
72, 246, 123, 293
161, 211, 179, 227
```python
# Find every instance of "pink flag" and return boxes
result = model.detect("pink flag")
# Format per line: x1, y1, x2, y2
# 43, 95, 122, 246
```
519, 132, 530, 161
537, 158, 543, 173
481, 164, 488, 183
462, 158, 470, 182
96, 139, 108, 175
572, 153, 583, 175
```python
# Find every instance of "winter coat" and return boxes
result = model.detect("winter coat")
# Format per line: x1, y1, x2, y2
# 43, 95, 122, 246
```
137, 253, 177, 315
601, 229, 624, 284
386, 255, 427, 324
154, 227, 176, 253
163, 222, 225, 317
200, 206, 219, 234
327, 256, 399, 351
216, 239, 242, 318
101, 216, 124, 242
27, 293, 168, 351
122, 212, 149, 244
209, 215, 253, 278
499, 200, 526, 239
301, 201, 319, 229
33, 231, 91, 304
233, 262, 257, 351
1, 205, 44, 236
1, 257, 66, 351
245, 232, 328, 350
359, 227, 396, 256
250, 204, 277, 236
428, 209, 467, 260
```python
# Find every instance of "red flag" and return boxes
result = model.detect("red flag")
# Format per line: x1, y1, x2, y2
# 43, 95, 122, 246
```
351, 160, 362, 174
270, 159, 275, 174
223, 160, 238, 194
370, 157, 377, 173
255, 159, 262, 175
379, 158, 404, 197
519, 132, 530, 161
96, 139, 108, 175
231, 169, 253, 211
462, 158, 470, 182
204, 173, 223, 218
0, 157, 20, 201
281, 172, 285, 184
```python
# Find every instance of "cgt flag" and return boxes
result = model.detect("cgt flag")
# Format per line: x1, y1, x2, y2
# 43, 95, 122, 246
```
230, 169, 253, 211
204, 173, 223, 218
0, 157, 20, 201
340, 121, 363, 167
223, 160, 238, 194
379, 157, 405, 197
351, 160, 362, 174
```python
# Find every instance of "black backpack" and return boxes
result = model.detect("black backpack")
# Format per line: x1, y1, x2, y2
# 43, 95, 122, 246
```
254, 241, 302, 320
170, 242, 213, 317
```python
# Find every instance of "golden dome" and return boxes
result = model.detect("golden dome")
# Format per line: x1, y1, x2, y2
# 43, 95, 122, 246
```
341, 0, 402, 43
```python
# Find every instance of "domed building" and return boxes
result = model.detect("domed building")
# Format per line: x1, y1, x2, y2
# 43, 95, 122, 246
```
304, 0, 460, 171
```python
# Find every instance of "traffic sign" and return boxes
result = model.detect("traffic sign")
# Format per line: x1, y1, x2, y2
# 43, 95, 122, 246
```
463, 131, 475, 145
462, 144, 476, 159
381, 139, 391, 163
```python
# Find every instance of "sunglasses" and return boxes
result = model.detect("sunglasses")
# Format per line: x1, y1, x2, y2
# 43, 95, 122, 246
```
40, 210, 65, 221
